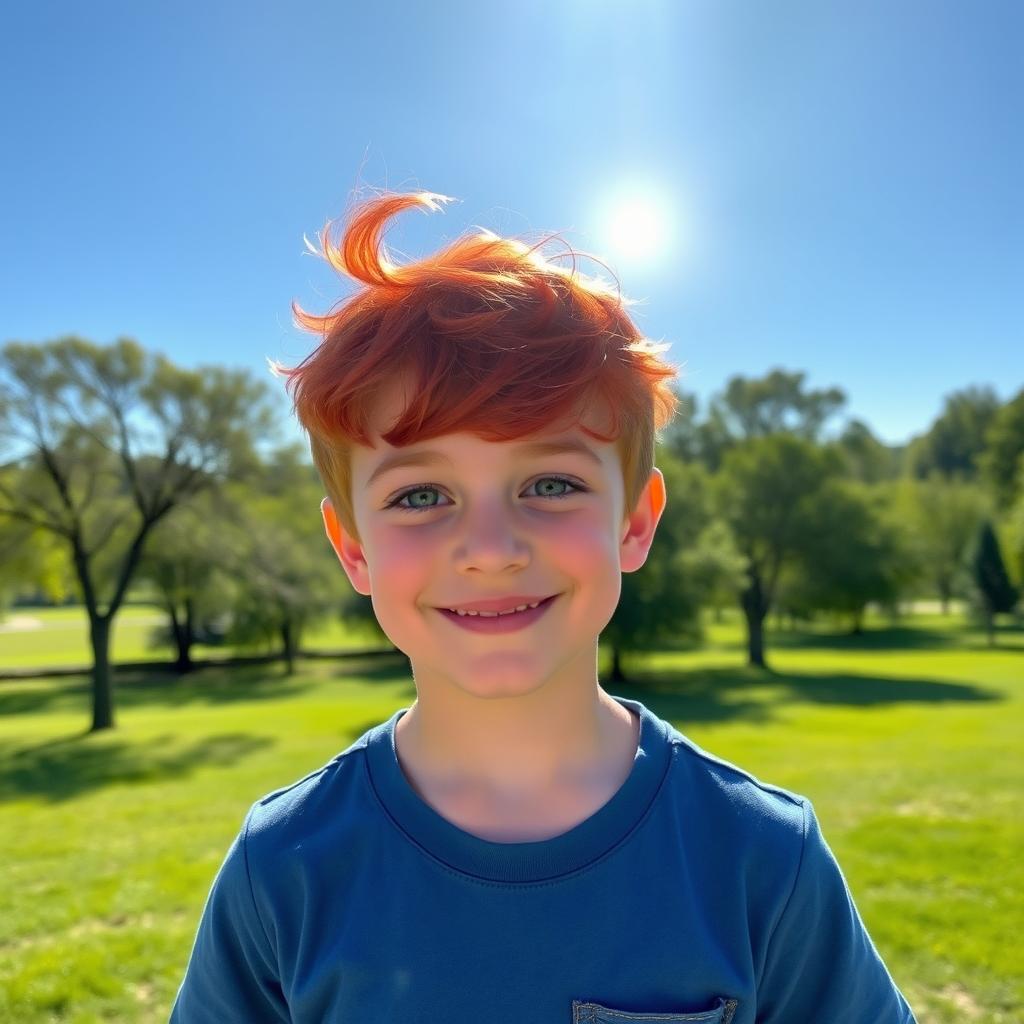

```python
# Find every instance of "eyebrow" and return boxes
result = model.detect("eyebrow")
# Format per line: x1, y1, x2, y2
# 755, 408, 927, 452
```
367, 439, 604, 487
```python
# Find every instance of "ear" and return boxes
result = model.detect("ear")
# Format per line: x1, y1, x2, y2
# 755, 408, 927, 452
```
321, 497, 372, 596
619, 468, 667, 574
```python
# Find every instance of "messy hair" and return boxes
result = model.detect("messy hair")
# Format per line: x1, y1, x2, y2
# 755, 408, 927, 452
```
276, 190, 681, 544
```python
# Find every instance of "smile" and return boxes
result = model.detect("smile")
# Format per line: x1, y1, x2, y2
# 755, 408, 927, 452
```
436, 594, 558, 633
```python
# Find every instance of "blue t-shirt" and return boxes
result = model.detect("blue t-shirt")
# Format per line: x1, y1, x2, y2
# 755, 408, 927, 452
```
169, 696, 916, 1023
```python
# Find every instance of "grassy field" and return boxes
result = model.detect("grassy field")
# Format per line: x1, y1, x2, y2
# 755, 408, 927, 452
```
0, 605, 385, 669
0, 608, 1020, 1023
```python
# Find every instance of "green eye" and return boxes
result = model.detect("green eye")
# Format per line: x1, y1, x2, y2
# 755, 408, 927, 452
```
385, 475, 587, 514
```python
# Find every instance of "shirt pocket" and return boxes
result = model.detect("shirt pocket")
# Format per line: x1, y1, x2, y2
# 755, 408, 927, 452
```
572, 996, 738, 1024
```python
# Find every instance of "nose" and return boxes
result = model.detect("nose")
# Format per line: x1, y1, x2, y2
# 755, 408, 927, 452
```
451, 500, 530, 573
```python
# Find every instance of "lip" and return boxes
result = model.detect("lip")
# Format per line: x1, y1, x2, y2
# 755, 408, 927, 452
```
433, 594, 556, 614
436, 594, 558, 633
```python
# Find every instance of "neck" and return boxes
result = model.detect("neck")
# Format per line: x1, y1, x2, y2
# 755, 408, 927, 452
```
394, 683, 639, 805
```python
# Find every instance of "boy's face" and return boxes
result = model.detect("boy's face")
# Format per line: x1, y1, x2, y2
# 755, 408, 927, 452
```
322, 378, 666, 702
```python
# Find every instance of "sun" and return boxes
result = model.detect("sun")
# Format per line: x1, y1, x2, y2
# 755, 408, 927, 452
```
600, 188, 674, 269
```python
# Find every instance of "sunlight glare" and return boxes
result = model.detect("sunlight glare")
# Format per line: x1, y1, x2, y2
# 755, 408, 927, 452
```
599, 187, 675, 271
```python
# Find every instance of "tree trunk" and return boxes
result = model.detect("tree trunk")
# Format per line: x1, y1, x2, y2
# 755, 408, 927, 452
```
168, 602, 194, 673
89, 614, 115, 732
609, 645, 626, 682
984, 606, 995, 648
740, 573, 767, 669
281, 621, 296, 675
744, 606, 766, 668
937, 577, 954, 614
851, 607, 864, 635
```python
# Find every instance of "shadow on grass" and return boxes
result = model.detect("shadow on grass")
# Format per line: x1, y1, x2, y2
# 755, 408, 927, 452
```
0, 659, 412, 803
0, 656, 1006, 802
0, 655, 408, 717
0, 731, 276, 803
0, 708, 406, 805
766, 626, 959, 651
1, 619, 1009, 802
761, 619, 1024, 653
606, 664, 1003, 727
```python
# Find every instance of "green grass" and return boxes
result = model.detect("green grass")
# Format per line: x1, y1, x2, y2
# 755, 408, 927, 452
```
0, 609, 1020, 1023
0, 605, 387, 669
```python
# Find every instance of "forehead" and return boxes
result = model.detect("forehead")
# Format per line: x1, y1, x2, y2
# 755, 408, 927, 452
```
353, 377, 619, 485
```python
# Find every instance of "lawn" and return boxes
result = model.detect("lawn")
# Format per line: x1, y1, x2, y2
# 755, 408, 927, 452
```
0, 604, 385, 670
0, 608, 1020, 1023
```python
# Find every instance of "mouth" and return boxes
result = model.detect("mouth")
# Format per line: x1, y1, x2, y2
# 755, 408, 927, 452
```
435, 594, 559, 632
435, 594, 558, 617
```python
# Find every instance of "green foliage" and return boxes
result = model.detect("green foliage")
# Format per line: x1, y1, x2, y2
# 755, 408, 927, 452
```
978, 386, 1024, 509
715, 434, 840, 587
827, 418, 902, 483
716, 435, 837, 555
0, 515, 74, 613
907, 385, 1000, 481
971, 520, 1018, 616
710, 367, 846, 442
660, 389, 702, 464
663, 369, 847, 472
673, 519, 747, 615
783, 480, 910, 628
223, 448, 342, 669
1006, 492, 1024, 587
137, 492, 244, 661
0, 336, 279, 617
0, 336, 280, 728
604, 451, 713, 654
714, 434, 842, 664
889, 474, 990, 609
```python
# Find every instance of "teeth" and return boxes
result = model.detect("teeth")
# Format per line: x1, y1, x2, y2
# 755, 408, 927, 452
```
449, 600, 542, 617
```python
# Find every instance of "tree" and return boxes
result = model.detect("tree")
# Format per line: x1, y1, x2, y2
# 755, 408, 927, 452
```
784, 480, 910, 633
0, 503, 74, 614
137, 490, 241, 671
661, 390, 703, 464
677, 367, 847, 474
979, 388, 1024, 510
226, 448, 341, 674
0, 337, 276, 730
714, 435, 839, 667
829, 419, 900, 484
692, 404, 736, 474
673, 519, 747, 623
893, 474, 990, 613
601, 451, 713, 682
1006, 492, 1024, 589
708, 368, 846, 444
970, 520, 1019, 647
908, 385, 1001, 481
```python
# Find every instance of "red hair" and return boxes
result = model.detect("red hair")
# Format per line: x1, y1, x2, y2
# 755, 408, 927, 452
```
276, 190, 681, 543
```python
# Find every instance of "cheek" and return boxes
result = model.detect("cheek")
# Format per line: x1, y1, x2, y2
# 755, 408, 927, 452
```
364, 511, 618, 578
368, 527, 433, 582
546, 514, 619, 561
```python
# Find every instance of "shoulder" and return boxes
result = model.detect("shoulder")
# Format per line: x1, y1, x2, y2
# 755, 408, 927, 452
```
664, 730, 812, 871
667, 730, 810, 825
660, 730, 832, 960
241, 729, 374, 861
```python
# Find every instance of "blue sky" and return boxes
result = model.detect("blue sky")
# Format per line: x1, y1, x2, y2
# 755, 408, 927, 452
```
2, 0, 1020, 446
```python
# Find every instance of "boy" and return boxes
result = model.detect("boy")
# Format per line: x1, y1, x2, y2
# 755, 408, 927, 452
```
169, 190, 917, 1022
